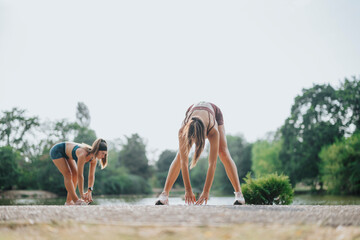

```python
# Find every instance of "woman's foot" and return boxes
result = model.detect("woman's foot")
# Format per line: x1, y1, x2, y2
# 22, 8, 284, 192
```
64, 200, 75, 206
234, 192, 245, 205
75, 199, 88, 205
155, 192, 169, 205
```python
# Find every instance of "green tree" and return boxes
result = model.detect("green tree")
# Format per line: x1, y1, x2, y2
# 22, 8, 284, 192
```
337, 76, 360, 131
213, 135, 252, 194
35, 119, 80, 158
98, 135, 152, 195
34, 144, 67, 195
118, 134, 150, 179
105, 139, 122, 168
92, 139, 122, 194
74, 102, 96, 145
189, 155, 208, 194
43, 119, 79, 143
0, 108, 39, 152
227, 135, 252, 182
96, 166, 151, 195
16, 155, 42, 190
319, 132, 360, 195
20, 118, 81, 193
73, 128, 97, 145
76, 102, 91, 128
155, 150, 183, 188
0, 146, 22, 190
252, 133, 283, 177
280, 84, 344, 186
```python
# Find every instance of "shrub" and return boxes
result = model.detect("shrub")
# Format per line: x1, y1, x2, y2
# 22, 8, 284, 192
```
242, 173, 294, 205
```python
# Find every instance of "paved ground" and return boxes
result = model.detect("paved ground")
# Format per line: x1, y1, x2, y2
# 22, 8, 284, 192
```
1, 205, 360, 240
1, 205, 359, 227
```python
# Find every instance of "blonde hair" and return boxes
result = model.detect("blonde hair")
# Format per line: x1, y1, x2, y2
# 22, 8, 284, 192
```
80, 138, 108, 169
181, 117, 206, 169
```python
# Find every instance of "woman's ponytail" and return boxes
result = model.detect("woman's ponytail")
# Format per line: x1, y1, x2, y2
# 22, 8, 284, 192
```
181, 117, 206, 169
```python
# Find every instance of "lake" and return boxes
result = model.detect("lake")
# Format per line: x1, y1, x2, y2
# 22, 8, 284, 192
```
1, 194, 360, 206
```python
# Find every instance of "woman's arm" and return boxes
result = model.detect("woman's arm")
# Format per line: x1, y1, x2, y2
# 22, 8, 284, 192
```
88, 160, 96, 189
83, 160, 97, 202
180, 151, 192, 192
77, 154, 86, 199
196, 129, 219, 205
178, 130, 196, 204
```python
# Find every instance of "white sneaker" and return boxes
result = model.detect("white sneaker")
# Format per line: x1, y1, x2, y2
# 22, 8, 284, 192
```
234, 192, 245, 205
75, 199, 88, 205
155, 192, 169, 205
64, 200, 75, 206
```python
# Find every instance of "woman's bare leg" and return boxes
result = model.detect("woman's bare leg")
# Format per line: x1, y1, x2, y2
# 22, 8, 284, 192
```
66, 159, 78, 203
52, 158, 79, 202
161, 152, 181, 196
218, 125, 242, 193
66, 192, 72, 203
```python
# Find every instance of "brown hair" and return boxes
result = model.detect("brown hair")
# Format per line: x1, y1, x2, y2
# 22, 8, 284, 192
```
181, 117, 206, 169
79, 138, 108, 169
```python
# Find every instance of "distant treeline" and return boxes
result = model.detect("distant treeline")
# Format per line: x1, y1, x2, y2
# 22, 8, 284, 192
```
0, 77, 359, 196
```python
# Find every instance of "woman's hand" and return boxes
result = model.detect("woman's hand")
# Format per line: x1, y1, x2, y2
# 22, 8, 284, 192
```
196, 191, 209, 205
184, 191, 196, 205
81, 192, 87, 201
87, 191, 93, 203
82, 191, 93, 203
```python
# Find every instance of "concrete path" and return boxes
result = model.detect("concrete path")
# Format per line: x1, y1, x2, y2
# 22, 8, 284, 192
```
1, 205, 359, 227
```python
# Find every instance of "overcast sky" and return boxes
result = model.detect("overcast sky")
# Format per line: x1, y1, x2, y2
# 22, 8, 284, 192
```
1, 0, 359, 158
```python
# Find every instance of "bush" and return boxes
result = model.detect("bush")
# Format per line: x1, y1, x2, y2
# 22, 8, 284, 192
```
242, 173, 294, 205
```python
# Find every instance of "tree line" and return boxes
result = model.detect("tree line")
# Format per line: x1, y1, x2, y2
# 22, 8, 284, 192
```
252, 76, 360, 195
1, 76, 359, 196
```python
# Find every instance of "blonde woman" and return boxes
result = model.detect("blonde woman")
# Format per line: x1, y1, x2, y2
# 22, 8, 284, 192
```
156, 102, 245, 205
50, 138, 108, 205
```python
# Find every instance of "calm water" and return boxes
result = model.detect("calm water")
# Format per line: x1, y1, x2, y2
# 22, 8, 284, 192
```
1, 194, 360, 206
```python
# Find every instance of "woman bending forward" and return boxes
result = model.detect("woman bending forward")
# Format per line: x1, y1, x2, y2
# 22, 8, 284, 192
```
156, 102, 245, 205
50, 138, 108, 205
